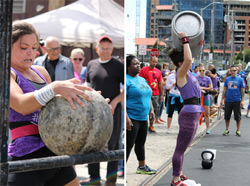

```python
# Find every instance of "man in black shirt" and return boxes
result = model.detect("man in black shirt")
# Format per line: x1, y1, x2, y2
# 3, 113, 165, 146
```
80, 36, 124, 186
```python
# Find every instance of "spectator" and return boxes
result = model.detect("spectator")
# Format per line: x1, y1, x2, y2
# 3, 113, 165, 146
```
155, 63, 166, 123
168, 32, 203, 186
165, 64, 183, 134
246, 91, 250, 118
70, 48, 87, 83
34, 36, 74, 81
126, 55, 156, 175
220, 65, 245, 137
192, 65, 199, 76
210, 68, 220, 106
161, 62, 170, 78
246, 72, 250, 91
36, 39, 47, 57
9, 20, 93, 186
140, 62, 146, 69
210, 89, 219, 117
224, 69, 231, 82
80, 35, 124, 186
139, 57, 163, 133
196, 66, 213, 134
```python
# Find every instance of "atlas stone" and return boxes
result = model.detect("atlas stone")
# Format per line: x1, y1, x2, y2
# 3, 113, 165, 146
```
38, 90, 113, 155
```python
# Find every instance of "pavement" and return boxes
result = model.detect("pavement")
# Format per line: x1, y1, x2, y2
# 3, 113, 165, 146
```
154, 105, 250, 186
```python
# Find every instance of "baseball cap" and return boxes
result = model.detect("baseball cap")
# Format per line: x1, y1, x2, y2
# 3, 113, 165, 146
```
97, 35, 112, 44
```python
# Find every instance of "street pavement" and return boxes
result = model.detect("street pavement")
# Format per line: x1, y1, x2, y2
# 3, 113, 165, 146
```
155, 105, 250, 186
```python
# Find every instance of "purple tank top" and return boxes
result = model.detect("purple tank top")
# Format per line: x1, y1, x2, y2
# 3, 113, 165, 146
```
8, 66, 47, 157
177, 71, 204, 113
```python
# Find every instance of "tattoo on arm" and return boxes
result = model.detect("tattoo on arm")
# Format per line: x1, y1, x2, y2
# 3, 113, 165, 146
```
241, 88, 245, 101
222, 89, 227, 101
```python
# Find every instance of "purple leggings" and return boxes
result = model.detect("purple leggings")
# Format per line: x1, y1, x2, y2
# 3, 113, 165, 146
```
172, 110, 201, 177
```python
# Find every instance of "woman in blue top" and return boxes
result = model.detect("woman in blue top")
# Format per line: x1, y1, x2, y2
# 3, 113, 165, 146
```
126, 55, 156, 175
168, 32, 204, 186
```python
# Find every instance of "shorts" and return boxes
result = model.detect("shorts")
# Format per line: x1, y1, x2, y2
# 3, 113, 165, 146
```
203, 95, 210, 106
151, 96, 160, 117
8, 147, 76, 186
224, 101, 241, 121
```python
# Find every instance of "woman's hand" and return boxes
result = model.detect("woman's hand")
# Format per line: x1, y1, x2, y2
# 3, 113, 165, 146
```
178, 32, 187, 38
52, 78, 93, 109
126, 115, 133, 131
149, 111, 155, 125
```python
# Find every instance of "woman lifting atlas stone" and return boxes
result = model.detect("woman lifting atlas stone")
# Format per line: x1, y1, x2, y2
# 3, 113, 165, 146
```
8, 20, 93, 186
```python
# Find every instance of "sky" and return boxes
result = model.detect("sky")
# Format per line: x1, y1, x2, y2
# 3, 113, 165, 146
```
126, 0, 146, 55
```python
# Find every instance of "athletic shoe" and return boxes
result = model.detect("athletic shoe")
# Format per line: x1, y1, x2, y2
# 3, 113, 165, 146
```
80, 178, 101, 185
159, 118, 166, 122
236, 130, 241, 137
155, 120, 164, 124
149, 126, 156, 133
206, 129, 210, 134
180, 174, 189, 181
166, 128, 171, 134
246, 115, 250, 118
171, 180, 187, 186
136, 165, 156, 175
223, 130, 229, 136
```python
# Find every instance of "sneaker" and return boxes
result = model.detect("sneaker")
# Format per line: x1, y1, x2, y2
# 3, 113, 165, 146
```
155, 120, 164, 124
246, 115, 250, 118
136, 165, 156, 175
223, 130, 229, 136
171, 180, 188, 186
79, 178, 101, 185
159, 118, 166, 122
117, 169, 124, 177
206, 129, 210, 134
149, 126, 156, 133
166, 128, 171, 134
180, 174, 189, 181
236, 130, 241, 137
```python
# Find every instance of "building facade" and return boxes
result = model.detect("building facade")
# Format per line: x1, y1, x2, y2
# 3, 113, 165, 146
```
146, 0, 224, 45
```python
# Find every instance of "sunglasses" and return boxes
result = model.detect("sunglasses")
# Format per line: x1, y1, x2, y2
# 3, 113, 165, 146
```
231, 70, 237, 72
73, 58, 83, 61
199, 70, 205, 72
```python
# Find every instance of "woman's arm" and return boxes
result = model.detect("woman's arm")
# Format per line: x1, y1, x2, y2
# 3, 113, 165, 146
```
176, 32, 193, 87
10, 70, 93, 115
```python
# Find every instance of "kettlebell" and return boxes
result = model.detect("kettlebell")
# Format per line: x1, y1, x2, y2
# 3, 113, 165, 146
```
201, 150, 214, 169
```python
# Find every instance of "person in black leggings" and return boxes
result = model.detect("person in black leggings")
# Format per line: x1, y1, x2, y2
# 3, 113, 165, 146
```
126, 55, 156, 175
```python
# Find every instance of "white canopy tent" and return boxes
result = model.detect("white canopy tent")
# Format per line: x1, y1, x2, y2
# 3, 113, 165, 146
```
24, 0, 124, 48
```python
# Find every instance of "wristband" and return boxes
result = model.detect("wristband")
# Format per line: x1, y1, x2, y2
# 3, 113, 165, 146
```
34, 84, 55, 106
182, 37, 189, 44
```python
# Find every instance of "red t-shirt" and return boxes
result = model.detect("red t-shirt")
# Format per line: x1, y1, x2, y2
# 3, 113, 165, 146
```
139, 66, 162, 96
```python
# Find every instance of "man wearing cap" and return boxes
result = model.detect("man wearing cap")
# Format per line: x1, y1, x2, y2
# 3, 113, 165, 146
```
80, 35, 124, 186
34, 36, 74, 81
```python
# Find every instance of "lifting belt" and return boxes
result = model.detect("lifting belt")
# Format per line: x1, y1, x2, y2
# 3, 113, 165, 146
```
183, 97, 201, 105
11, 124, 39, 141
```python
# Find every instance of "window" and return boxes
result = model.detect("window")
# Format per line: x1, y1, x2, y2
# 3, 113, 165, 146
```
13, 0, 26, 13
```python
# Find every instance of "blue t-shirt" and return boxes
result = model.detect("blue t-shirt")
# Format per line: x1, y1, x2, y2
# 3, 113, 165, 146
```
224, 76, 245, 102
126, 74, 152, 121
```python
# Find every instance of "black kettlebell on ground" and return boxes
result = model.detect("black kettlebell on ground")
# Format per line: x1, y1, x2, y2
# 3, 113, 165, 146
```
201, 150, 214, 169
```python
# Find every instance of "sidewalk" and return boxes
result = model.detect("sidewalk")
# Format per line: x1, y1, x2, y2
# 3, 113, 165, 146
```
155, 107, 250, 186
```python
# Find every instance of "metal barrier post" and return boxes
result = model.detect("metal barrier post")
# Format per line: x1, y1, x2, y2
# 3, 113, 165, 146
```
0, 0, 13, 185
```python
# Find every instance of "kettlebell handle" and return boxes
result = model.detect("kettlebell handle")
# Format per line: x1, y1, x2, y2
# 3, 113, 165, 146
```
201, 150, 214, 160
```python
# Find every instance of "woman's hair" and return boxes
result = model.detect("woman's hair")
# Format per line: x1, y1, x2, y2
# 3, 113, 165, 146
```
12, 21, 39, 44
168, 48, 184, 67
71, 48, 85, 57
126, 55, 136, 74
210, 68, 217, 74
155, 63, 162, 71
169, 63, 176, 71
